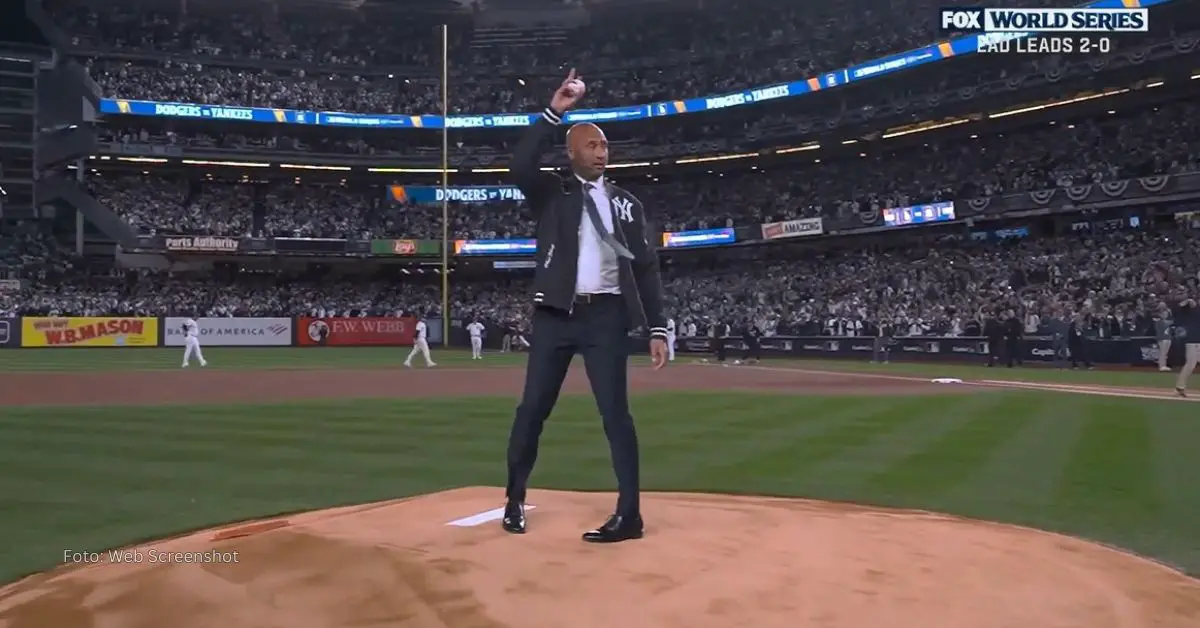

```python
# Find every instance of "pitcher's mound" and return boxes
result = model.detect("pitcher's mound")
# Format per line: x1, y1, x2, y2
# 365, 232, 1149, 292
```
2, 488, 1198, 627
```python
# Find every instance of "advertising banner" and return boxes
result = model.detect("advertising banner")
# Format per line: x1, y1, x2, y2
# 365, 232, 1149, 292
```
493, 260, 536, 270
652, 335, 1156, 367
454, 239, 537, 256
660, 228, 736, 249
370, 239, 440, 256
297, 317, 417, 346
164, 317, 293, 347
882, 201, 955, 228
388, 185, 525, 204
761, 217, 824, 240
163, 235, 241, 253
21, 317, 159, 347
0, 317, 18, 348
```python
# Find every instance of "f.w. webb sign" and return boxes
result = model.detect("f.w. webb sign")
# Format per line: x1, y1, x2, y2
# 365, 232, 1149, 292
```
164, 236, 240, 252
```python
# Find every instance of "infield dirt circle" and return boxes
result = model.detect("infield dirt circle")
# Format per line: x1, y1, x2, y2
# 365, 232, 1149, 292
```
1, 363, 1198, 627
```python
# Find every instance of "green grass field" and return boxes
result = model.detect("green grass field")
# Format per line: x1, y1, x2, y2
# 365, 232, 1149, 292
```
1, 348, 1197, 586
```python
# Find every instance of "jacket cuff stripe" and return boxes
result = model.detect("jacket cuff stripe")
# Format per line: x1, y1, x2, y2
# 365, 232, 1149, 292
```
542, 108, 563, 125
649, 327, 668, 334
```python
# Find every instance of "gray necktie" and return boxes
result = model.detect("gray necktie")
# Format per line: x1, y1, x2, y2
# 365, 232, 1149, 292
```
583, 183, 634, 259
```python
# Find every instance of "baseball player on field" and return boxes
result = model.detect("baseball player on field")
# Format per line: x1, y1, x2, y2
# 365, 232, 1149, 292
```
467, 318, 486, 359
665, 317, 677, 361
181, 317, 207, 368
404, 319, 437, 368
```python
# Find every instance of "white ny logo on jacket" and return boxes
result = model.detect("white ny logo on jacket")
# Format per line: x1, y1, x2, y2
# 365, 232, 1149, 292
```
612, 196, 634, 223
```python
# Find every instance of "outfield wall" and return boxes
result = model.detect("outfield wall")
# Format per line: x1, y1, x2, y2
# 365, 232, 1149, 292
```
3, 316, 417, 348
651, 334, 1176, 369
0, 316, 1178, 369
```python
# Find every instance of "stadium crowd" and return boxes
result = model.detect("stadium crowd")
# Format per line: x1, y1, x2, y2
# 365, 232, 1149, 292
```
59, 0, 1068, 114
6, 0, 1194, 343
2, 223, 1196, 345
93, 99, 1200, 238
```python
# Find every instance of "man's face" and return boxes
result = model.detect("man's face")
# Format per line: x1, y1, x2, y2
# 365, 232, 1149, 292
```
566, 123, 609, 180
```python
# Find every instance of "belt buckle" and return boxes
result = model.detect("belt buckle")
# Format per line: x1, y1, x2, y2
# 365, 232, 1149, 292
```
576, 293, 593, 305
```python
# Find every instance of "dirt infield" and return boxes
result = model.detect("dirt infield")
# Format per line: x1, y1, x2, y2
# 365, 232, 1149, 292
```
0, 362, 978, 405
2, 487, 1197, 628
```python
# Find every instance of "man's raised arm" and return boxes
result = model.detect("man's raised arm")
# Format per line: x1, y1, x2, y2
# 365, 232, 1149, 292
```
510, 109, 563, 219
510, 69, 586, 219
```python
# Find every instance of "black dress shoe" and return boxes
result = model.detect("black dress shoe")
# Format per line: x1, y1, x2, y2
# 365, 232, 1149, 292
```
582, 514, 643, 543
501, 501, 526, 534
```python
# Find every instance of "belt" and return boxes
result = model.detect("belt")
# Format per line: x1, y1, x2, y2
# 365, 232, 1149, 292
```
573, 293, 620, 305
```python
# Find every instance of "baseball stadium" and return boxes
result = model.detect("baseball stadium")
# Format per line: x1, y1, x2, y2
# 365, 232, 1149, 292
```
2, 0, 1200, 626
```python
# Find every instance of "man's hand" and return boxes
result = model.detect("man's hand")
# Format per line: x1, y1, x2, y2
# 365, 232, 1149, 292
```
650, 338, 668, 370
549, 68, 584, 115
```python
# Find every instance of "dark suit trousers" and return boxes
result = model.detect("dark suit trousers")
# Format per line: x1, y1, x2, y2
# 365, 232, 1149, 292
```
1069, 337, 1092, 367
742, 338, 760, 360
505, 295, 640, 516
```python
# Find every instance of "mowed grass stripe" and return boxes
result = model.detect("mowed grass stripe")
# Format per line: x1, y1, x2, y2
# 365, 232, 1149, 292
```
1153, 409, 1200, 527
0, 397, 519, 436
645, 396, 870, 478
863, 393, 1037, 500
1151, 411, 1200, 573
1054, 398, 1162, 529
0, 348, 525, 372
941, 394, 1084, 516
0, 403, 500, 448
677, 397, 936, 494
4, 402, 506, 485
799, 392, 1008, 501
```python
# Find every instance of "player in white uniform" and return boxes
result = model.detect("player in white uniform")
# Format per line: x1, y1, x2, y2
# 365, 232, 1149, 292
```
665, 317, 677, 361
181, 317, 207, 368
467, 319, 485, 359
404, 320, 437, 368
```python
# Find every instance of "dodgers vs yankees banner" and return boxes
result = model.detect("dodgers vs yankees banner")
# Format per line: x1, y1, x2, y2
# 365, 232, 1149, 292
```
164, 317, 292, 346
761, 217, 823, 240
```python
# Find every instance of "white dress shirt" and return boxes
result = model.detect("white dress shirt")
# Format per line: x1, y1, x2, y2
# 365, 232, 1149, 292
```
575, 175, 621, 295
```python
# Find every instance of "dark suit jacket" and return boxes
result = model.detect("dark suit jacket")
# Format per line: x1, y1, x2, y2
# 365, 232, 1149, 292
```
1172, 301, 1200, 341
510, 108, 668, 339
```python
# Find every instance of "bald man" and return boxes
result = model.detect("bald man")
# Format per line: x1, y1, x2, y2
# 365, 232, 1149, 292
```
501, 69, 670, 544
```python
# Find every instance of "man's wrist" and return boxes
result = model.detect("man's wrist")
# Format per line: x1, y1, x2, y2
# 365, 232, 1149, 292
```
542, 107, 564, 125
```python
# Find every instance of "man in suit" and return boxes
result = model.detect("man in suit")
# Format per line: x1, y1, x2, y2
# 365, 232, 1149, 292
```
1002, 308, 1023, 367
502, 69, 669, 543
710, 319, 729, 364
983, 311, 1004, 367
1154, 304, 1173, 372
871, 317, 893, 364
739, 320, 761, 364
1045, 308, 1070, 369
1068, 310, 1094, 370
500, 321, 513, 352
1172, 296, 1200, 397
